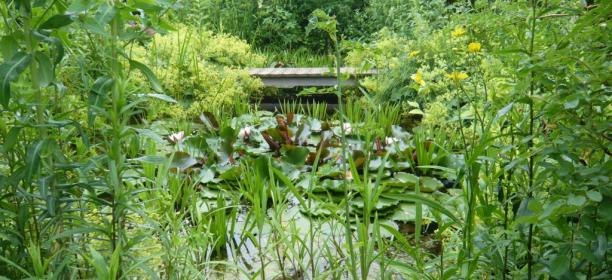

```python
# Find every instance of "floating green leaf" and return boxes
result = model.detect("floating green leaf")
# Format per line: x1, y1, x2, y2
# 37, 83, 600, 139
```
283, 146, 309, 166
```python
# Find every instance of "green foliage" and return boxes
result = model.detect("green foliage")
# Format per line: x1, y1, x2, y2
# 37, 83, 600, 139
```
0, 0, 609, 279
176, 0, 376, 52
352, 0, 611, 278
131, 25, 264, 118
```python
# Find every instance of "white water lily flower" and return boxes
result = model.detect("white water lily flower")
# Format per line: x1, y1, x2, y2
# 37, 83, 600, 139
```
345, 171, 354, 181
342, 123, 352, 134
168, 131, 185, 144
238, 126, 252, 138
385, 137, 400, 145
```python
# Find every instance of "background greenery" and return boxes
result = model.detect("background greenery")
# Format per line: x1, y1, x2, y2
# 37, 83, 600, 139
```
0, 0, 609, 279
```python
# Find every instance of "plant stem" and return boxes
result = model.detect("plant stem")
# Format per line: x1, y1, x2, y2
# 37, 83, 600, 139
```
331, 33, 359, 279
23, 4, 43, 248
503, 121, 515, 279
108, 4, 125, 276
527, 1, 538, 278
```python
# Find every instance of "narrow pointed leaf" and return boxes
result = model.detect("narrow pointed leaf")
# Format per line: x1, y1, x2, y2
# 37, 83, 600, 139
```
129, 59, 164, 93
25, 139, 53, 187
0, 52, 32, 107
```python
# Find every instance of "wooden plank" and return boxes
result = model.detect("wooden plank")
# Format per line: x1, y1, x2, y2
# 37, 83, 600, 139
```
259, 77, 357, 88
248, 67, 377, 78
249, 67, 377, 88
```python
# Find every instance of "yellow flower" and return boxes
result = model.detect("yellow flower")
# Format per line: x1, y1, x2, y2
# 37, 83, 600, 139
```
468, 42, 481, 53
409, 50, 420, 58
446, 71, 469, 82
411, 71, 426, 86
451, 26, 467, 38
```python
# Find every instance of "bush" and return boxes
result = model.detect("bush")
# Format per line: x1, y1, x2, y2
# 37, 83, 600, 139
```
131, 25, 265, 119
175, 0, 375, 52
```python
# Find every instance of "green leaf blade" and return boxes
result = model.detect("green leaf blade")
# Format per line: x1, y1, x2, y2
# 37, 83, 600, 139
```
0, 52, 32, 107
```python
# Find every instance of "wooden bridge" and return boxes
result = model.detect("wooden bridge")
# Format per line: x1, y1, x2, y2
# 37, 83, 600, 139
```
248, 67, 377, 89
249, 67, 377, 112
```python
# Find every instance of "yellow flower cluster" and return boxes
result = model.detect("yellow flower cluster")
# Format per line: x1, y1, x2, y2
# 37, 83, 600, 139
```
451, 26, 467, 38
446, 71, 469, 82
411, 71, 426, 86
468, 42, 481, 53
409, 50, 420, 58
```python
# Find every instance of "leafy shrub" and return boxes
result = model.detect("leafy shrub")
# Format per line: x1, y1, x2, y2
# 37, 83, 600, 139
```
176, 0, 375, 52
131, 25, 264, 118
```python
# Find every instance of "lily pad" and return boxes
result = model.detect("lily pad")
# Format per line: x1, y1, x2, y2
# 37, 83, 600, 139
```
282, 146, 309, 166
420, 177, 444, 193
198, 167, 216, 184
170, 152, 198, 170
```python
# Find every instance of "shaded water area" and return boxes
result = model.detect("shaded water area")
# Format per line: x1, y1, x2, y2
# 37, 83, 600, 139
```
140, 109, 464, 279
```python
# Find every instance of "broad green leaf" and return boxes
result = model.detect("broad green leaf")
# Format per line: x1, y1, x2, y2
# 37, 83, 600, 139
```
406, 101, 419, 108
420, 177, 444, 193
132, 0, 163, 12
32, 31, 65, 65
35, 52, 54, 87
2, 127, 21, 152
586, 190, 602, 202
595, 234, 607, 260
170, 152, 198, 170
129, 59, 164, 93
408, 108, 424, 115
283, 146, 309, 166
0, 36, 19, 60
0, 52, 32, 107
220, 126, 236, 156
548, 254, 569, 278
81, 16, 106, 34
94, 3, 116, 25
67, 0, 95, 13
394, 172, 419, 187
39, 14, 74, 29
568, 194, 586, 206
564, 98, 580, 109
198, 168, 215, 184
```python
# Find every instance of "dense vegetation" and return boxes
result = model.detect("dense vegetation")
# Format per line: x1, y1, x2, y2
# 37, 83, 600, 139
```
0, 0, 609, 279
